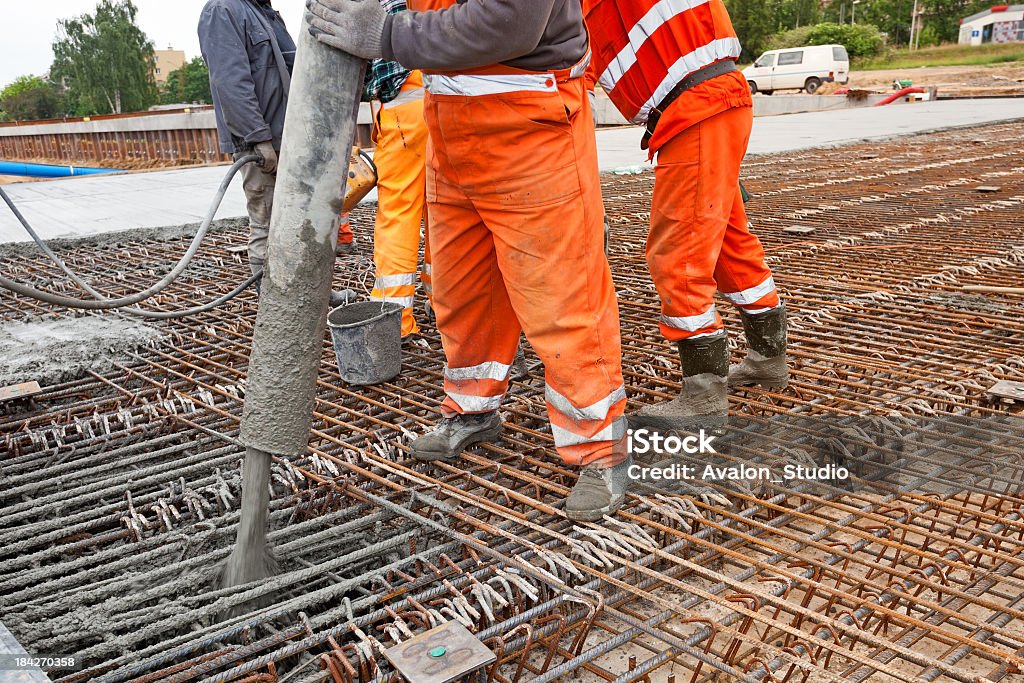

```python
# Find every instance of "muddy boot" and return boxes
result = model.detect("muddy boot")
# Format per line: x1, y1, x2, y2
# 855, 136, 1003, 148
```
636, 334, 729, 430
729, 304, 789, 389
566, 456, 634, 522
411, 411, 503, 463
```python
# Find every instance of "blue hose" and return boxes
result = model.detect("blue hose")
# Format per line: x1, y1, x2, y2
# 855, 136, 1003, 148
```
0, 160, 123, 178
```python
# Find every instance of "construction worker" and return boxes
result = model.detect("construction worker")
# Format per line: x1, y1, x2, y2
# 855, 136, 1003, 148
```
583, 0, 789, 425
199, 0, 296, 279
361, 0, 429, 337
307, 0, 632, 521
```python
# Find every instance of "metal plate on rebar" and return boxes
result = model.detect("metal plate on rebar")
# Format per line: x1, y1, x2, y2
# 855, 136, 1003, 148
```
976, 186, 1002, 193
383, 622, 495, 683
784, 225, 816, 235
0, 382, 41, 403
988, 380, 1024, 402
224, 245, 249, 254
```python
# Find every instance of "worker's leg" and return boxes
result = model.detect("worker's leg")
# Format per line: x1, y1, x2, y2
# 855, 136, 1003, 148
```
370, 96, 428, 337
641, 110, 743, 423
240, 162, 275, 276
483, 87, 626, 471
410, 189, 518, 461
416, 79, 629, 521
710, 108, 789, 389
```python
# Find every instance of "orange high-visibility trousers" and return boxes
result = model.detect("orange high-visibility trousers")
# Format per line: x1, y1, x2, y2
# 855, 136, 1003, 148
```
370, 72, 429, 337
425, 75, 626, 467
647, 105, 781, 342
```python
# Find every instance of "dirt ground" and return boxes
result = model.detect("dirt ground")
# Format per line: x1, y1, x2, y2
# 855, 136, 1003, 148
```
848, 62, 1024, 96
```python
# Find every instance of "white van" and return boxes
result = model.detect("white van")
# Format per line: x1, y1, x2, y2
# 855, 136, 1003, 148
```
742, 44, 850, 95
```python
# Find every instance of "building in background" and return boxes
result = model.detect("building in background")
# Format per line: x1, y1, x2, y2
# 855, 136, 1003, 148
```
153, 48, 186, 84
959, 5, 1024, 45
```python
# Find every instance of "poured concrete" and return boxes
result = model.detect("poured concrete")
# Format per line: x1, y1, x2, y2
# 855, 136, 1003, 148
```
0, 316, 162, 387
595, 97, 1024, 170
2, 99, 1021, 245
592, 90, 898, 126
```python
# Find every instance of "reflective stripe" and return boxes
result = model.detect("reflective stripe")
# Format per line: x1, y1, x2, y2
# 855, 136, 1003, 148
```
374, 273, 418, 290
686, 330, 725, 340
635, 38, 742, 123
423, 283, 433, 294
383, 87, 425, 109
448, 391, 505, 413
570, 49, 592, 79
445, 361, 512, 383
720, 276, 776, 306
599, 0, 713, 92
423, 263, 432, 276
740, 303, 782, 316
551, 417, 627, 448
546, 384, 626, 423
370, 293, 416, 308
425, 73, 558, 97
660, 304, 719, 332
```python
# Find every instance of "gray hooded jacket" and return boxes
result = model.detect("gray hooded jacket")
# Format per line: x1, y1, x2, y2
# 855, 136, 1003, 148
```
198, 0, 296, 153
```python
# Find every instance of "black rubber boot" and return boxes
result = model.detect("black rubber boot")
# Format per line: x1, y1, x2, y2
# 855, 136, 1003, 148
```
636, 333, 729, 430
729, 303, 789, 389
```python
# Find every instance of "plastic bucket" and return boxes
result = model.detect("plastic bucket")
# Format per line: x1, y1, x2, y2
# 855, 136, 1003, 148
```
328, 301, 403, 385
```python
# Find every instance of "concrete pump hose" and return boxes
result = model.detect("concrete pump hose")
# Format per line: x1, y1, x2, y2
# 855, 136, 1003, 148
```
0, 154, 260, 312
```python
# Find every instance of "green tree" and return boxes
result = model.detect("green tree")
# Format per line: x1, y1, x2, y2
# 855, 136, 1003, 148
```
727, 0, 824, 60
778, 0, 822, 30
0, 76, 64, 121
770, 22, 887, 58
920, 0, 992, 43
51, 0, 157, 116
821, 0, 994, 46
726, 0, 777, 60
160, 57, 212, 105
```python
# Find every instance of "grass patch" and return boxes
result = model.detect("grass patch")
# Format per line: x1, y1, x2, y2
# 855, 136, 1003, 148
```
856, 42, 1024, 70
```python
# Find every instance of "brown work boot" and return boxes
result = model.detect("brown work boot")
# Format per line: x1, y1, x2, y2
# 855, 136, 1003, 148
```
565, 456, 634, 522
635, 334, 729, 431
411, 411, 503, 463
729, 304, 789, 389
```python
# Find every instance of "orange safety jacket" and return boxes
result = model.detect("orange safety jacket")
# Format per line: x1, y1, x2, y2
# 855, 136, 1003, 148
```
583, 0, 752, 154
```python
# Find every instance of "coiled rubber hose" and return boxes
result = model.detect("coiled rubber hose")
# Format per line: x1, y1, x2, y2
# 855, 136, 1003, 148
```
0, 154, 263, 319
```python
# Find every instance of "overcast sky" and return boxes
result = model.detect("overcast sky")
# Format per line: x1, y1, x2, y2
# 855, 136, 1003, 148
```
0, 1, 308, 89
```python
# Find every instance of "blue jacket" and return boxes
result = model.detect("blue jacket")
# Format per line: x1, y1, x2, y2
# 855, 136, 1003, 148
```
198, 0, 296, 153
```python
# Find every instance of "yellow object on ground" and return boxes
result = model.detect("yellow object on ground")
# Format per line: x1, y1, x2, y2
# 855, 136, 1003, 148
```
369, 71, 429, 337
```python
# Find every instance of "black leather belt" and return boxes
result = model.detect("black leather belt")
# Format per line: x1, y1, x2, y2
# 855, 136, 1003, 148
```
641, 59, 738, 150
